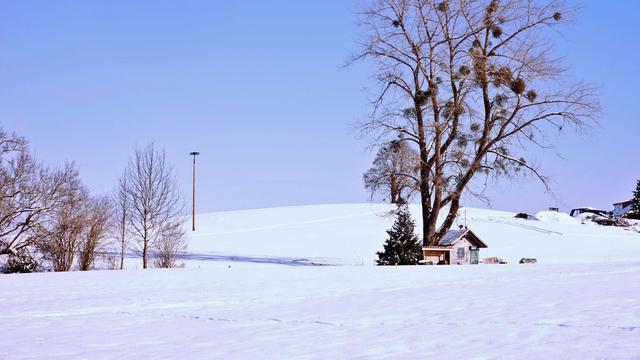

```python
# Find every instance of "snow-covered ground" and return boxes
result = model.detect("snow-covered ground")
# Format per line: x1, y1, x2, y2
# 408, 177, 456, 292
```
2, 262, 640, 359
3, 203, 640, 359
185, 204, 640, 266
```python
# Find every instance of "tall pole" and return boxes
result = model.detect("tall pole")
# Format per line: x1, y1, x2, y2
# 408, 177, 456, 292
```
190, 152, 200, 231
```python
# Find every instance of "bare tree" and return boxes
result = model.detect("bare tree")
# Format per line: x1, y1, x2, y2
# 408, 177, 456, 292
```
354, 0, 598, 246
0, 129, 77, 256
37, 166, 88, 272
364, 140, 420, 203
114, 177, 130, 270
78, 195, 112, 271
121, 144, 185, 269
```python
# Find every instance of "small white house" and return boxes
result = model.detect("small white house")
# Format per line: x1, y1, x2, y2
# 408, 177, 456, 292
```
422, 229, 488, 265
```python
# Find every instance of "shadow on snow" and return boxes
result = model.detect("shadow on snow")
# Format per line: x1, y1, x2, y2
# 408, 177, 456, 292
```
176, 252, 332, 266
101, 251, 334, 267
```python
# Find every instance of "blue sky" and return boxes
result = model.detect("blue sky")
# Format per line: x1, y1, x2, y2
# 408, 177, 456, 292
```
1, 1, 638, 213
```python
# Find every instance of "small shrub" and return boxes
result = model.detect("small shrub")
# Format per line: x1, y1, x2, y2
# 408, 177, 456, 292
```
104, 255, 119, 270
4, 251, 39, 274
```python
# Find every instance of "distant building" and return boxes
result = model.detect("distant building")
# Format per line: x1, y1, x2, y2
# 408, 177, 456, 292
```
570, 207, 610, 218
422, 229, 488, 265
612, 199, 634, 218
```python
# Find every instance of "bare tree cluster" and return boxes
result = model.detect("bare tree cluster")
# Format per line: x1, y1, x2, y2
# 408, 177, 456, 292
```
35, 170, 114, 272
118, 144, 186, 269
355, 0, 598, 246
36, 169, 88, 271
0, 128, 113, 271
1, 128, 187, 272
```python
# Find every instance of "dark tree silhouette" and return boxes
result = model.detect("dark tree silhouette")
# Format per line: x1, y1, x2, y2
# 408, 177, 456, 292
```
631, 179, 640, 219
377, 202, 422, 265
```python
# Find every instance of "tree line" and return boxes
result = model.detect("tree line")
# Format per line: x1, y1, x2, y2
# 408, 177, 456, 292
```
0, 127, 186, 273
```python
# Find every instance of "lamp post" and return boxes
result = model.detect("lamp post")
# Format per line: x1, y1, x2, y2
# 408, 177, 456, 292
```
189, 151, 200, 231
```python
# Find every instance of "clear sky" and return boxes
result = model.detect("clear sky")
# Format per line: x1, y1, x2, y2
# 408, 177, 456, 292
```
1, 1, 638, 214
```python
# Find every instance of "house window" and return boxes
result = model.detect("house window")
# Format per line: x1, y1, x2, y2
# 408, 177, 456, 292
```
457, 247, 465, 259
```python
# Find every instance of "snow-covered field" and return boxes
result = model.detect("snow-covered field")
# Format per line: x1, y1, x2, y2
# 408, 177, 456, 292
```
186, 204, 640, 266
3, 203, 640, 359
2, 262, 640, 359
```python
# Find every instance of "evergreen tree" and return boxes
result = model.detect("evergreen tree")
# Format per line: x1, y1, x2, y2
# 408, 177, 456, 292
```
632, 179, 640, 219
376, 202, 422, 265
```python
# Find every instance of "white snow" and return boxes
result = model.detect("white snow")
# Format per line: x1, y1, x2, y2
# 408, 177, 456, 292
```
185, 204, 640, 266
1, 262, 639, 359
3, 203, 640, 359
534, 210, 583, 225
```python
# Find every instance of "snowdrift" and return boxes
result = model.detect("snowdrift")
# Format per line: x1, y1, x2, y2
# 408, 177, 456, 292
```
186, 204, 640, 266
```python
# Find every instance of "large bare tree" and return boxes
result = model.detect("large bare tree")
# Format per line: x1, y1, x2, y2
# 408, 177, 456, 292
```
355, 0, 598, 246
364, 139, 420, 203
0, 129, 77, 256
121, 144, 185, 269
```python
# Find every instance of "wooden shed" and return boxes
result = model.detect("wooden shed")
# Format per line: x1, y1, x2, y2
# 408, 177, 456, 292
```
422, 229, 488, 265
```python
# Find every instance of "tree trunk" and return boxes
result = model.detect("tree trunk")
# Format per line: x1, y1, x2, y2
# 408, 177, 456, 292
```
120, 211, 126, 270
142, 227, 148, 269
419, 188, 432, 246
415, 101, 433, 247
390, 182, 399, 204
437, 198, 461, 240
120, 242, 125, 270
142, 238, 148, 269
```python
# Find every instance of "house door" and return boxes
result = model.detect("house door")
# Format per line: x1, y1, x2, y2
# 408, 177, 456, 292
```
470, 247, 479, 264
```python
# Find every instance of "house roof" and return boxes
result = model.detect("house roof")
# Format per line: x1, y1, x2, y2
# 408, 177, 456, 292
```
571, 206, 597, 211
614, 199, 633, 206
570, 208, 609, 216
436, 228, 488, 248
438, 229, 467, 246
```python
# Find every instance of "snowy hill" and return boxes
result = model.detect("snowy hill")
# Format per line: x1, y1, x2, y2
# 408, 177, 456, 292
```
186, 204, 640, 266
3, 204, 640, 359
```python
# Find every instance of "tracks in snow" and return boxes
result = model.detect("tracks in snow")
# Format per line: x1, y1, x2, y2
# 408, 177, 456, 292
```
473, 217, 563, 235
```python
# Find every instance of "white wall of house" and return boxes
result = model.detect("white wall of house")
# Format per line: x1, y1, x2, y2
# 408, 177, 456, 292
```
450, 238, 474, 265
